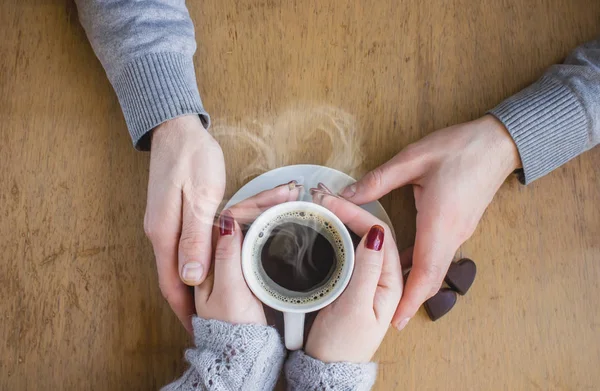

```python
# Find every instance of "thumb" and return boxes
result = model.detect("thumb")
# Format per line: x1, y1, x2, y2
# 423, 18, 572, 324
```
339, 225, 385, 308
339, 145, 425, 204
212, 210, 246, 294
391, 213, 455, 329
178, 182, 223, 285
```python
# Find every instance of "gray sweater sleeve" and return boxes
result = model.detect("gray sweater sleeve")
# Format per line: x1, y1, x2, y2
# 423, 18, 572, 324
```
162, 317, 286, 391
285, 351, 377, 391
490, 38, 600, 184
75, 0, 210, 150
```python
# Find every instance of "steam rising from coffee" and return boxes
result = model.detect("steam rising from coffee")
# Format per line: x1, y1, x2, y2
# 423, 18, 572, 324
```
211, 105, 365, 289
211, 105, 365, 187
265, 224, 320, 281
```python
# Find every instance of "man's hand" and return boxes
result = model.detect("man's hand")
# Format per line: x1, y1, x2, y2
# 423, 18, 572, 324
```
144, 115, 226, 333
340, 115, 521, 330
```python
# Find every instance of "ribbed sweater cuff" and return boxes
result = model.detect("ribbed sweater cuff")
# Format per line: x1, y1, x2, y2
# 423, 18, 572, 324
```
112, 52, 211, 151
489, 77, 589, 184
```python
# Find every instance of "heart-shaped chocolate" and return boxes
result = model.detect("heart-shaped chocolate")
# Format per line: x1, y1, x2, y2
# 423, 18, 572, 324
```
424, 288, 457, 321
444, 258, 476, 295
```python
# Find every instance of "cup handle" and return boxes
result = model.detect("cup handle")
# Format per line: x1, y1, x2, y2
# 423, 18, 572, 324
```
284, 312, 305, 350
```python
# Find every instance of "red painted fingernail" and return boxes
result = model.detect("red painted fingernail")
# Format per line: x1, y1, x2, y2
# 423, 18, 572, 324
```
219, 210, 234, 236
365, 225, 384, 251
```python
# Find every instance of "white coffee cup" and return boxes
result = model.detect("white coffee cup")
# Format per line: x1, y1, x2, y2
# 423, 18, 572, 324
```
241, 201, 355, 350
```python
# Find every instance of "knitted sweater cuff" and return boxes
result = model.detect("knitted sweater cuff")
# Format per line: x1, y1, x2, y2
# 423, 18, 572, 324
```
285, 350, 377, 391
111, 52, 211, 150
489, 76, 589, 184
162, 317, 285, 391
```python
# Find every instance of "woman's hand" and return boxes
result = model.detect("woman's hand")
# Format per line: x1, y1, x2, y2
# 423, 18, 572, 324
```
304, 193, 404, 363
194, 210, 267, 325
339, 115, 521, 330
195, 182, 303, 325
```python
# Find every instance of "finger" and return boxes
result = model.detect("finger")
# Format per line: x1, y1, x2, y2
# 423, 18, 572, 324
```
314, 192, 388, 237
212, 211, 247, 294
179, 181, 224, 285
374, 233, 403, 322
399, 246, 414, 271
317, 182, 334, 194
195, 261, 215, 307
341, 225, 385, 309
156, 260, 195, 334
227, 181, 303, 225
339, 147, 427, 204
391, 213, 456, 330
145, 183, 195, 333
315, 193, 405, 311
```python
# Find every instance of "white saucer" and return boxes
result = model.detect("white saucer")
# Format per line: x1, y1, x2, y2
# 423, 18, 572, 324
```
225, 164, 394, 234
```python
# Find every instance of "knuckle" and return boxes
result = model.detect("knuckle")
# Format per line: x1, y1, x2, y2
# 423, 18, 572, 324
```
143, 221, 153, 240
426, 282, 443, 300
179, 233, 208, 257
181, 216, 209, 238
205, 136, 224, 155
144, 216, 167, 243
158, 281, 180, 306
214, 243, 233, 261
143, 212, 157, 240
362, 259, 383, 278
401, 142, 421, 159
364, 168, 384, 190
419, 262, 444, 285
183, 181, 225, 208
455, 219, 477, 242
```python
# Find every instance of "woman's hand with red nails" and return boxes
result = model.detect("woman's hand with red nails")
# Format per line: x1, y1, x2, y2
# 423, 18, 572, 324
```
338, 115, 521, 330
305, 195, 403, 363
194, 212, 267, 325
194, 182, 304, 325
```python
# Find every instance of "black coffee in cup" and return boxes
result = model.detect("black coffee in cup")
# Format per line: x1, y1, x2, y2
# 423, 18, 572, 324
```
260, 221, 361, 293
241, 201, 360, 350
246, 209, 359, 304
261, 222, 336, 292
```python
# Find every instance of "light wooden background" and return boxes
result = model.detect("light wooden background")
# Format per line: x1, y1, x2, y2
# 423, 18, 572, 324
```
1, 0, 599, 390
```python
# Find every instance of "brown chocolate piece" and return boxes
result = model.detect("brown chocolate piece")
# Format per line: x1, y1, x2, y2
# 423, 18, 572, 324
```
424, 288, 457, 321
444, 258, 477, 295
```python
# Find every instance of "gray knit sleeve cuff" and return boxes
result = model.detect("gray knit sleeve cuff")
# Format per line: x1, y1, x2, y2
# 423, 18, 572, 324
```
285, 350, 377, 391
489, 76, 589, 184
162, 317, 285, 391
111, 52, 211, 151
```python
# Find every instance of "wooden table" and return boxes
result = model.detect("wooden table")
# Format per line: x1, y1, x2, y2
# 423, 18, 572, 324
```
1, 0, 599, 389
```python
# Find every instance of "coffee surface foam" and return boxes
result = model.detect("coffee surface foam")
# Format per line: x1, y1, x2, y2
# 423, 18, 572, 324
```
251, 211, 346, 304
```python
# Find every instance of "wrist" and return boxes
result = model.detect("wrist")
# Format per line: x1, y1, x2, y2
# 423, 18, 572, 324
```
480, 114, 522, 174
305, 344, 370, 364
305, 348, 328, 363
305, 343, 337, 363
151, 115, 210, 149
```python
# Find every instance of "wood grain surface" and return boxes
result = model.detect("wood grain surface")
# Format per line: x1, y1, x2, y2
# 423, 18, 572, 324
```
1, 0, 599, 390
